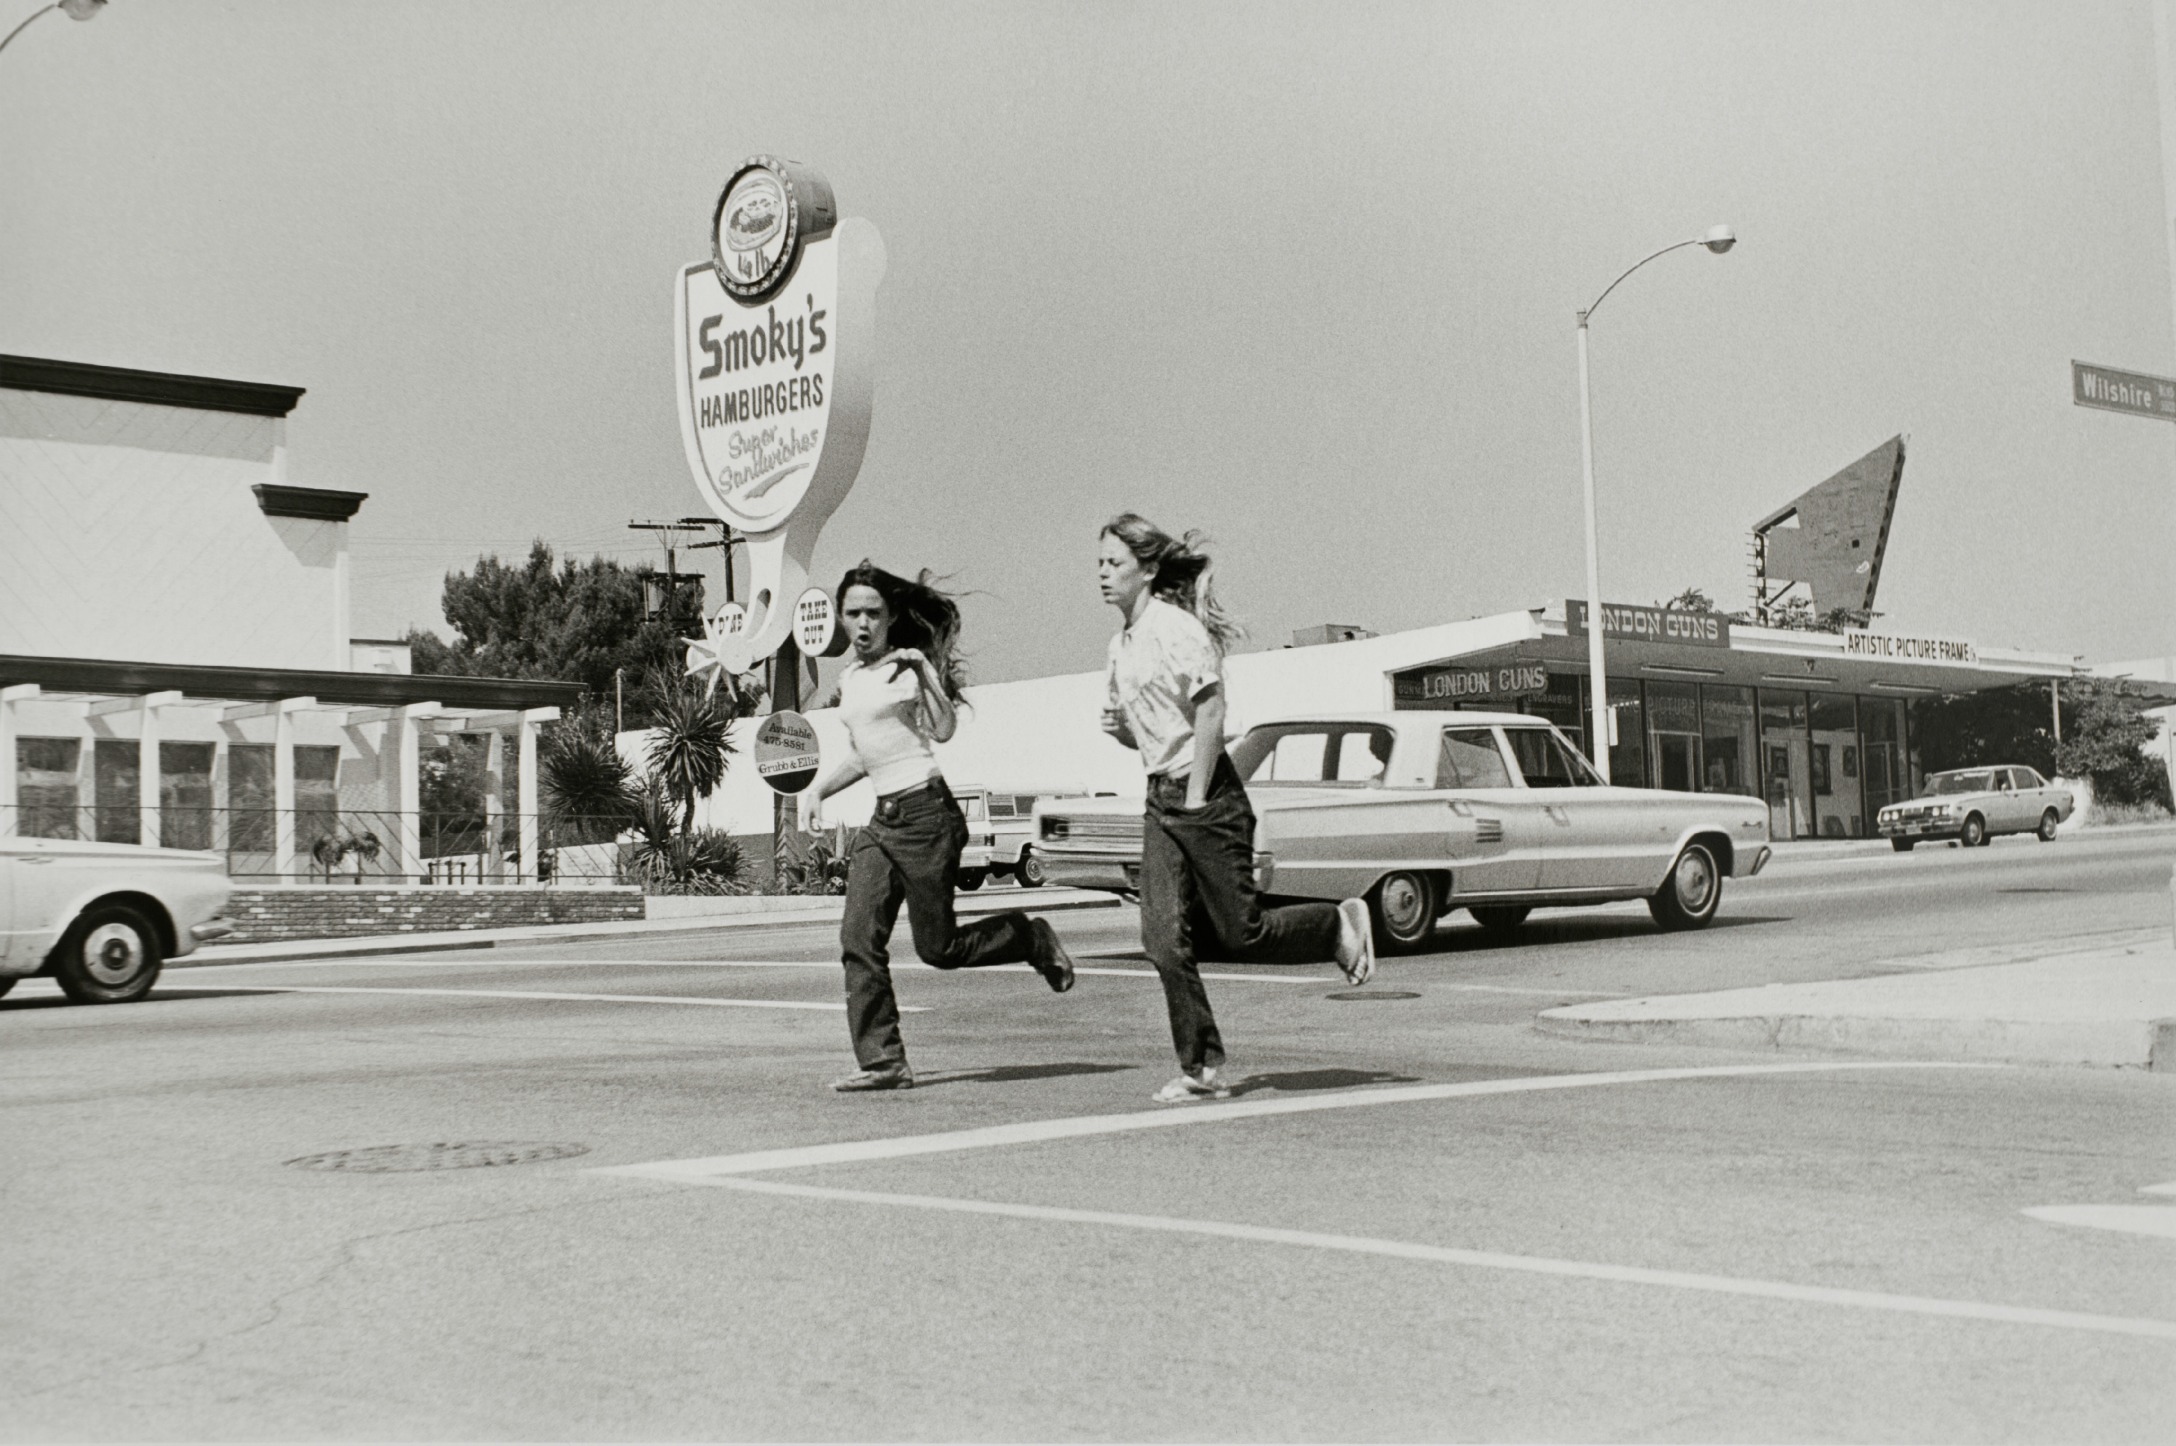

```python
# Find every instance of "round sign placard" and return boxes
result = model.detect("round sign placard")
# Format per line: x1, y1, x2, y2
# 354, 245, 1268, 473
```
794, 587, 837, 657
753, 710, 821, 795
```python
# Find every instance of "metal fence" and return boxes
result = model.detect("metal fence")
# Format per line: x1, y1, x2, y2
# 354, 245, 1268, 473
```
0, 805, 636, 886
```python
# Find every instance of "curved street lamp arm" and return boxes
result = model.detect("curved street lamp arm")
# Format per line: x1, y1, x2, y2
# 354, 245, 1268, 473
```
1579, 236, 1707, 324
0, 4, 60, 58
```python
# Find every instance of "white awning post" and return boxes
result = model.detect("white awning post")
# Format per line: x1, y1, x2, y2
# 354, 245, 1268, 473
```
273, 703, 297, 882
397, 704, 440, 883
482, 729, 505, 882
517, 708, 556, 885
0, 684, 38, 832
132, 691, 184, 848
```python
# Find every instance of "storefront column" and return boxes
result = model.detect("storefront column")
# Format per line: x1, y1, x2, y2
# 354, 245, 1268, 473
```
395, 704, 440, 884
0, 684, 37, 830
133, 691, 183, 848
516, 708, 556, 885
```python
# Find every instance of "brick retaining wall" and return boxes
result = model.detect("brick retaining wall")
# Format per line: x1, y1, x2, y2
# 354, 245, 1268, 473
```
222, 887, 645, 943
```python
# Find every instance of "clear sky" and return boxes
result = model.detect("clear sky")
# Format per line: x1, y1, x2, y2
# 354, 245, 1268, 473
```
6, 0, 2172, 683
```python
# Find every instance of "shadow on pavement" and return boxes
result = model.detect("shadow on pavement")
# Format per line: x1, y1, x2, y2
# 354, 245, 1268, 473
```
913, 1061, 1140, 1088
3, 987, 285, 1012
1412, 912, 1793, 956
1229, 1067, 1420, 1096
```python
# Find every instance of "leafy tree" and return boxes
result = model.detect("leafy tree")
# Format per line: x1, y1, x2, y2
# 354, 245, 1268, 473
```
404, 542, 703, 724
2056, 680, 2174, 811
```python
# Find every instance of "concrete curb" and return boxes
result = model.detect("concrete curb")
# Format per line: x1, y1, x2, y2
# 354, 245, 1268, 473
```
1535, 942, 2176, 1070
180, 889, 1122, 967
1534, 1011, 2167, 1069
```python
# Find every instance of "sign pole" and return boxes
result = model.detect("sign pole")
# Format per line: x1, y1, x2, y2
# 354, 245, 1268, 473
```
1576, 313, 1612, 782
771, 635, 802, 876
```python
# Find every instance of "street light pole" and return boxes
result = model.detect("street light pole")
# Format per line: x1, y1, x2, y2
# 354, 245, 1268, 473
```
0, 0, 104, 60
1573, 224, 1737, 782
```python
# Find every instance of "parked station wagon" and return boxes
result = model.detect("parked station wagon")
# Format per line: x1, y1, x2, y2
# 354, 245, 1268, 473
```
1034, 711, 1772, 950
1874, 766, 2073, 851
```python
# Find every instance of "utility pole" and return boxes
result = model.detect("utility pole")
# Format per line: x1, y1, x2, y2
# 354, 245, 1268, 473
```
628, 518, 735, 629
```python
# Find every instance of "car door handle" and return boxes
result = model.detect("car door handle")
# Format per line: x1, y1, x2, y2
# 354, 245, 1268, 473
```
1544, 806, 1571, 826
20, 857, 53, 865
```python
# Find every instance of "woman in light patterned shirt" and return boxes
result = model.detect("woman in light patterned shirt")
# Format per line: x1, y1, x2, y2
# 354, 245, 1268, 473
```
1098, 515, 1373, 1105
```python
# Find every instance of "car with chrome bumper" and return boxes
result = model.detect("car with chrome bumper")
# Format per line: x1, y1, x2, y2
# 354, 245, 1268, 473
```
1876, 766, 2073, 851
0, 836, 234, 1003
1032, 710, 1771, 950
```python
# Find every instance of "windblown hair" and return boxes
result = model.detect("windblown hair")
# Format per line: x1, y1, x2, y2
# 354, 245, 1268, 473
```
1100, 513, 1244, 655
834, 560, 968, 703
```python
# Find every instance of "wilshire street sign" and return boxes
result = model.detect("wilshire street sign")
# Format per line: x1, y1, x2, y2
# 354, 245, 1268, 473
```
2071, 360, 2176, 423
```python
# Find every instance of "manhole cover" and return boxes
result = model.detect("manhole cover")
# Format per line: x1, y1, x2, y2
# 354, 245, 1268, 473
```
285, 1142, 590, 1173
1326, 990, 1421, 1001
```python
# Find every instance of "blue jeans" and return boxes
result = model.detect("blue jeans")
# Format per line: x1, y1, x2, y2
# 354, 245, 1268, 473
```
840, 778, 1038, 1068
1141, 754, 1342, 1074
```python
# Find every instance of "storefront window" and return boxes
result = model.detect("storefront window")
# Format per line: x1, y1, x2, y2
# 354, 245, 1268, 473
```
1700, 686, 1757, 796
228, 743, 275, 859
1606, 677, 1646, 788
1759, 689, 1812, 840
1526, 671, 1586, 745
1645, 681, 1702, 792
296, 745, 340, 861
1859, 696, 1910, 820
15, 737, 80, 839
1809, 692, 1860, 837
160, 742, 215, 851
93, 739, 140, 845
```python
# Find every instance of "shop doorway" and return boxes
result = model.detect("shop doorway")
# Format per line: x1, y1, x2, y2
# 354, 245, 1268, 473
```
1760, 690, 1812, 839
1653, 731, 1701, 792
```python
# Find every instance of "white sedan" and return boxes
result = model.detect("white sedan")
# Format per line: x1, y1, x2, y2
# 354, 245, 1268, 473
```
0, 836, 235, 1003
1034, 710, 1773, 950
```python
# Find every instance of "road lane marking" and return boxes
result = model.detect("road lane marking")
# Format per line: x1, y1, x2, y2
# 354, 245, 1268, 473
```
152, 984, 891, 1012
1435, 984, 1633, 998
179, 958, 1313, 983
2022, 1205, 2176, 1241
595, 1062, 1992, 1181
2142, 1181, 2176, 1197
679, 1175, 2176, 1343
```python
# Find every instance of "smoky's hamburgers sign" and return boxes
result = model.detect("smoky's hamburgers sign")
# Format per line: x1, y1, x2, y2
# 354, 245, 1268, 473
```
675, 156, 886, 675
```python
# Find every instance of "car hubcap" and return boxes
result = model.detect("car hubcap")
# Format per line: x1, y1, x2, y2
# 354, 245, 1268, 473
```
1674, 852, 1715, 912
1380, 876, 1425, 933
83, 923, 145, 985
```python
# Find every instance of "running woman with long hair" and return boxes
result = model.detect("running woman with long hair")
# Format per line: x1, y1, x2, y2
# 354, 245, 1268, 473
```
1098, 514, 1373, 1104
800, 560, 1077, 1092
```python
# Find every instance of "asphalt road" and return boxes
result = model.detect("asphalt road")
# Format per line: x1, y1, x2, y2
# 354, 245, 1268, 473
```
5, 827, 2175, 1441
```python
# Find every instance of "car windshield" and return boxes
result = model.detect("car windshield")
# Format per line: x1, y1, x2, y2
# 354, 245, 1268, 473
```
1231, 724, 1395, 786
1923, 771, 1997, 797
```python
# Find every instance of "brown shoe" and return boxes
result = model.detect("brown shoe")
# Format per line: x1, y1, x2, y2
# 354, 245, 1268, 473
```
1030, 918, 1076, 994
829, 1064, 914, 1092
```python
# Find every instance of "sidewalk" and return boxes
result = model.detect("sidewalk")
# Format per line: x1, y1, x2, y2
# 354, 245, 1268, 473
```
1538, 929, 2176, 1070
181, 887, 1122, 967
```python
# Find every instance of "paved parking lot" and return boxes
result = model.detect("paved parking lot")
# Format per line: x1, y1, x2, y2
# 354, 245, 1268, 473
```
5, 831, 2174, 1439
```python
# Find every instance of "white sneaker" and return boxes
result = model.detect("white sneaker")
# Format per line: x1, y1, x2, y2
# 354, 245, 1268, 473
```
1152, 1068, 1231, 1104
1334, 899, 1375, 985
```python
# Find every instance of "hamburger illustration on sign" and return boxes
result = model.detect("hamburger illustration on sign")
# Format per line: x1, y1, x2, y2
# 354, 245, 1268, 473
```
675, 156, 885, 678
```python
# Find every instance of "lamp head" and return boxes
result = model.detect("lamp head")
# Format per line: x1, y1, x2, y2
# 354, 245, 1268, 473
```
1701, 224, 1737, 255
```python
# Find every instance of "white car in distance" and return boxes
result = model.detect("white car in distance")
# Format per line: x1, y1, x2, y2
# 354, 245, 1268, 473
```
0, 836, 235, 1003
1033, 711, 1773, 950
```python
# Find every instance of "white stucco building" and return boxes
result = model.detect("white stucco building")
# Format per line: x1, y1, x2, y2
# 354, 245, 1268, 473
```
1, 355, 579, 884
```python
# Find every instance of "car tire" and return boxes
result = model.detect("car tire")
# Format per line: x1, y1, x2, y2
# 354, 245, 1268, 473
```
1891, 838, 1916, 853
1958, 813, 1987, 849
1647, 842, 1723, 932
1017, 851, 1048, 888
955, 869, 986, 892
51, 903, 164, 1004
2036, 809, 2060, 843
1369, 871, 1438, 953
1468, 904, 1530, 937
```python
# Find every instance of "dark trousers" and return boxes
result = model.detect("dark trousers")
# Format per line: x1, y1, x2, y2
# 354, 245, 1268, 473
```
1141, 754, 1342, 1075
841, 778, 1039, 1068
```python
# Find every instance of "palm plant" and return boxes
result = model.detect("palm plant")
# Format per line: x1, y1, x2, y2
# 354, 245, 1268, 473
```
540, 730, 637, 845
643, 681, 738, 834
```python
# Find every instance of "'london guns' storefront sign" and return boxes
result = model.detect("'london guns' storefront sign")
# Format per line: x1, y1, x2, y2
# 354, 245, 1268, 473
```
1566, 599, 1731, 649
1394, 662, 1550, 706
675, 156, 886, 676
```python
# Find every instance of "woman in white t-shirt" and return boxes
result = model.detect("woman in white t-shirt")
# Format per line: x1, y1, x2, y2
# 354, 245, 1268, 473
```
800, 561, 1076, 1092
1098, 515, 1373, 1105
